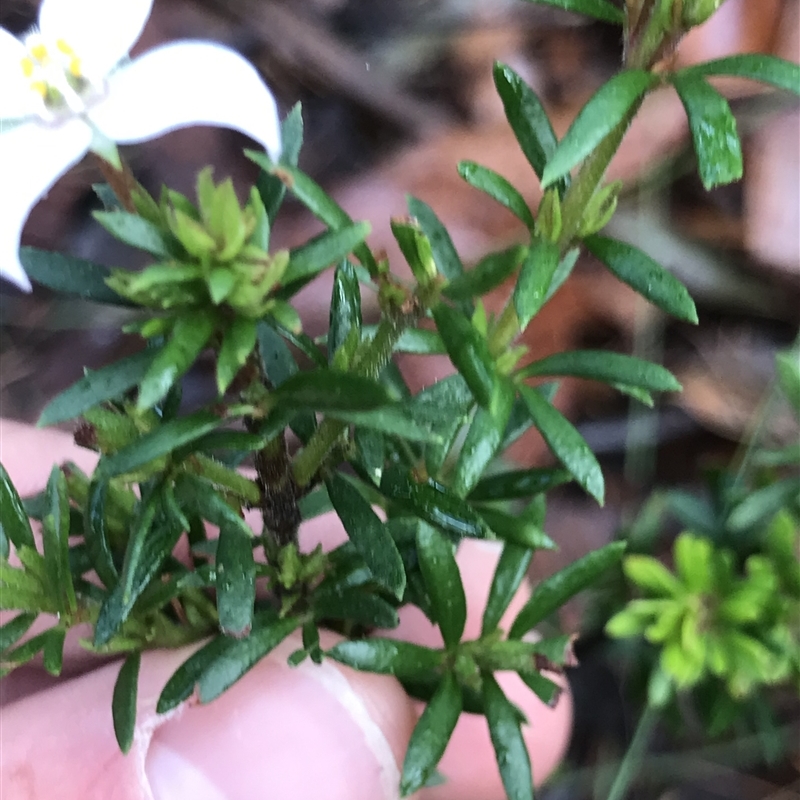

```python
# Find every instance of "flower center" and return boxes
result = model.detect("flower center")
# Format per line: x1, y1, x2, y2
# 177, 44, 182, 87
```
20, 32, 104, 119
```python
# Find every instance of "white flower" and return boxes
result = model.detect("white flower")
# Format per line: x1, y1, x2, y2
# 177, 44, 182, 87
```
0, 0, 282, 291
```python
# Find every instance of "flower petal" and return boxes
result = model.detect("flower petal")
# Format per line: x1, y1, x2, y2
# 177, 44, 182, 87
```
0, 28, 39, 120
89, 41, 282, 160
38, 0, 153, 78
0, 119, 92, 291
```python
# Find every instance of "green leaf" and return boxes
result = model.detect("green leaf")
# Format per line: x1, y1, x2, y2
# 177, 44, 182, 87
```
493, 63, 562, 189
44, 467, 76, 615
407, 196, 465, 281
520, 0, 623, 23
390, 328, 446, 355
329, 260, 363, 360
118, 489, 160, 605
478, 507, 556, 550
285, 223, 371, 286
19, 248, 130, 305
584, 235, 698, 323
93, 211, 173, 257
198, 611, 301, 702
0, 463, 36, 552
312, 588, 399, 629
519, 350, 681, 393
354, 428, 385, 485
327, 474, 406, 599
482, 544, 534, 635
672, 74, 743, 190
416, 522, 467, 648
84, 480, 120, 588
138, 312, 216, 410
443, 246, 526, 302
274, 370, 394, 413
519, 670, 561, 706
391, 218, 438, 285
509, 541, 626, 638
326, 638, 444, 680
483, 673, 534, 800
541, 70, 657, 188
42, 626, 66, 676
624, 554, 683, 596
400, 672, 463, 796
458, 162, 534, 228
257, 103, 305, 224
775, 349, 800, 414
96, 411, 223, 480
513, 239, 560, 329
112, 653, 141, 754
676, 54, 800, 96
519, 385, 604, 503
216, 316, 258, 395
216, 521, 256, 637
38, 350, 157, 427
433, 302, 497, 408
469, 466, 570, 502
544, 247, 580, 303
0, 612, 37, 653
329, 406, 442, 443
727, 478, 800, 533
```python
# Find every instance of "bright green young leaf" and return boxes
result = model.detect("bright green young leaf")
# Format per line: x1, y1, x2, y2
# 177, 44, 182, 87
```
327, 474, 406, 599
584, 235, 698, 323
44, 467, 76, 615
493, 63, 563, 189
391, 218, 438, 285
329, 260, 362, 360
274, 371, 393, 412
483, 672, 534, 800
38, 350, 157, 427
216, 316, 258, 395
407, 196, 465, 281
514, 239, 560, 329
400, 672, 463, 797
509, 541, 626, 638
482, 544, 534, 635
216, 521, 256, 637
676, 54, 800, 95
672, 74, 743, 190
443, 246, 526, 302
519, 385, 604, 503
93, 211, 173, 257
541, 70, 657, 188
416, 522, 467, 648
112, 653, 141, 753
326, 638, 444, 680
469, 466, 570, 502
138, 312, 217, 410
0, 463, 36, 553
285, 222, 371, 286
624, 554, 683, 596
520, 0, 623, 23
458, 162, 535, 228
19, 247, 130, 305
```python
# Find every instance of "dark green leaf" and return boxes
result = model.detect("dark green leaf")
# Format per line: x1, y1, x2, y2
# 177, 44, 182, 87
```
275, 371, 393, 412
458, 162, 534, 227
216, 521, 256, 637
257, 103, 304, 223
38, 350, 157, 427
493, 63, 562, 189
514, 239, 560, 329
416, 522, 467, 648
519, 670, 562, 706
84, 480, 120, 588
519, 385, 604, 503
329, 261, 362, 360
433, 302, 497, 408
0, 612, 37, 653
541, 70, 657, 188
354, 428, 385, 486
483, 672, 534, 800
216, 316, 258, 394
544, 247, 580, 303
519, 350, 681, 392
0, 463, 35, 552
672, 74, 743, 190
198, 611, 301, 702
138, 311, 216, 410
510, 541, 626, 638
407, 196, 464, 281
482, 544, 534, 635
392, 328, 447, 355
112, 653, 141, 754
520, 0, 623, 23
42, 626, 66, 676
93, 211, 172, 257
96, 411, 223, 480
312, 588, 399, 629
676, 54, 800, 96
18, 247, 130, 305
330, 407, 441, 443
727, 478, 800, 533
400, 672, 463, 796
479, 507, 555, 550
44, 467, 76, 615
327, 474, 406, 599
584, 235, 698, 323
119, 489, 160, 605
327, 637, 444, 679
444, 246, 526, 302
469, 466, 570, 502
285, 223, 371, 286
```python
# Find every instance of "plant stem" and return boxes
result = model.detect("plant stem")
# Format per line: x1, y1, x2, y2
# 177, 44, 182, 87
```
607, 702, 660, 800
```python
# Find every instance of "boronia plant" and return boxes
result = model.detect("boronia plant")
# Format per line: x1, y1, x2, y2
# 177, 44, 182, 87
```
1, 0, 798, 797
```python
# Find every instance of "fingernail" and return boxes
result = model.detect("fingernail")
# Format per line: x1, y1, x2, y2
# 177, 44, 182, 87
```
145, 635, 402, 800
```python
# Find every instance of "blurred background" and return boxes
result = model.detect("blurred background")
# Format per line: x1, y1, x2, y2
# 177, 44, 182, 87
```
1, 0, 798, 797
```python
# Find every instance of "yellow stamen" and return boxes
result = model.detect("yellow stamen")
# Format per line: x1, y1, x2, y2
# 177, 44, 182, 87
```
31, 43, 49, 62
21, 57, 35, 78
30, 80, 48, 98
56, 38, 75, 56
69, 57, 82, 77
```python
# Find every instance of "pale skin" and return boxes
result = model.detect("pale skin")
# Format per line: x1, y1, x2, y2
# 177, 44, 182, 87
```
0, 419, 572, 800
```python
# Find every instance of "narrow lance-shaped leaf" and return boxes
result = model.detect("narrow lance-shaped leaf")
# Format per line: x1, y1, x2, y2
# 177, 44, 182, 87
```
510, 541, 626, 638
391, 218, 437, 285
0, 613, 37, 653
407, 196, 464, 281
216, 316, 258, 395
329, 260, 362, 360
400, 672, 463, 797
519, 385, 604, 504
327, 638, 444, 680
416, 522, 467, 648
84, 480, 120, 589
519, 0, 623, 24
458, 161, 534, 228
444, 246, 526, 303
284, 222, 371, 286
44, 467, 77, 615
584, 235, 698, 324
216, 521, 256, 637
93, 211, 173, 257
676, 54, 800, 95
42, 626, 66, 676
541, 70, 657, 188
482, 543, 534, 635
0, 463, 36, 554
327, 474, 406, 599
514, 239, 560, 329
672, 74, 743, 190
469, 466, 571, 502
112, 653, 141, 754
274, 371, 393, 412
257, 103, 304, 224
